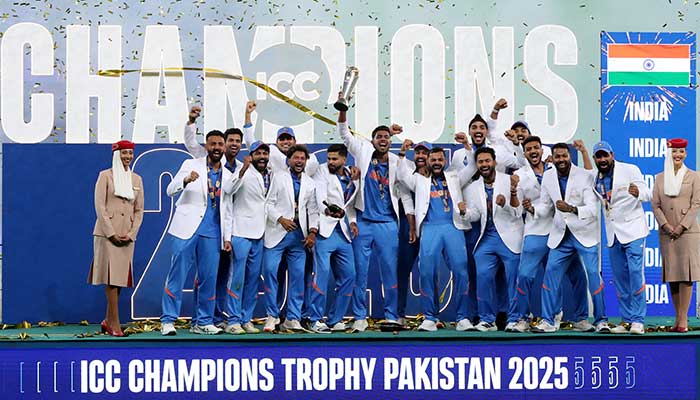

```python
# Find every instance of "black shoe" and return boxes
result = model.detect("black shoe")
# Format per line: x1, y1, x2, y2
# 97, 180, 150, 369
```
301, 317, 312, 330
495, 312, 508, 331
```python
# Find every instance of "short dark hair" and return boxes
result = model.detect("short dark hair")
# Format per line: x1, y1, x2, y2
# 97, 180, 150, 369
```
429, 147, 445, 155
224, 128, 243, 141
371, 125, 391, 139
469, 114, 487, 130
523, 135, 542, 147
327, 143, 348, 157
205, 130, 225, 141
474, 146, 496, 161
286, 144, 310, 159
551, 142, 570, 153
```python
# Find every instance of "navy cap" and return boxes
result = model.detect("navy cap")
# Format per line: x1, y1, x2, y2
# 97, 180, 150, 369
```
277, 126, 295, 139
510, 120, 530, 131
250, 140, 270, 153
414, 141, 433, 151
592, 141, 613, 155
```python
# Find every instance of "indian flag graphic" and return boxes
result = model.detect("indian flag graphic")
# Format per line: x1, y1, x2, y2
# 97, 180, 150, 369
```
607, 44, 691, 86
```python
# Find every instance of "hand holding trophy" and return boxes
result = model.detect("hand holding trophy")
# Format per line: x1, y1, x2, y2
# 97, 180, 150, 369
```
334, 66, 359, 111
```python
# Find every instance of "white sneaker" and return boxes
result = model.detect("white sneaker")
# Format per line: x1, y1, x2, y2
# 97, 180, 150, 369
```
190, 324, 223, 335
531, 320, 557, 333
611, 324, 629, 334
630, 323, 645, 335
282, 319, 304, 332
456, 318, 475, 331
215, 321, 227, 330
351, 319, 369, 332
475, 321, 497, 332
161, 322, 176, 336
595, 321, 611, 333
572, 319, 595, 332
224, 323, 246, 335
512, 319, 530, 333
418, 320, 438, 332
311, 321, 331, 334
554, 311, 563, 329
397, 317, 407, 326
331, 322, 347, 332
242, 322, 260, 334
263, 316, 279, 332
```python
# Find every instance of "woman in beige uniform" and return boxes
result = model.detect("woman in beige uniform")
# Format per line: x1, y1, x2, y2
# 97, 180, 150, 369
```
88, 140, 144, 336
652, 138, 700, 333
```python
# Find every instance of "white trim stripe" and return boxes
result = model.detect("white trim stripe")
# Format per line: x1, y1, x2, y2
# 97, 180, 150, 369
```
608, 57, 690, 73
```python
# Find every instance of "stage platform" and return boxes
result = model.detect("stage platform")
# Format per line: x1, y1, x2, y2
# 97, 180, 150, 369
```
1, 316, 698, 345
2, 317, 699, 399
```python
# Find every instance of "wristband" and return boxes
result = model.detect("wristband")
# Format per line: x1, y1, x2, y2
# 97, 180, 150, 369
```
492, 108, 500, 114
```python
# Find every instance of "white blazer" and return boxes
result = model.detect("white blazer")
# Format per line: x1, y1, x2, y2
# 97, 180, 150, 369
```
224, 166, 272, 240
337, 122, 411, 223
593, 161, 651, 246
464, 172, 524, 253
397, 157, 470, 236
313, 163, 359, 241
243, 126, 319, 177
166, 157, 233, 249
515, 163, 555, 237
264, 169, 320, 248
537, 165, 600, 249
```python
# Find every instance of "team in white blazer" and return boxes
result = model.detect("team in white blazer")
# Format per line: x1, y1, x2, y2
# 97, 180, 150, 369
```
160, 94, 651, 336
261, 145, 320, 333
223, 140, 273, 334
511, 136, 588, 333
463, 147, 524, 332
531, 143, 609, 333
308, 144, 360, 333
161, 130, 232, 336
182, 103, 255, 327
397, 142, 473, 332
591, 141, 650, 335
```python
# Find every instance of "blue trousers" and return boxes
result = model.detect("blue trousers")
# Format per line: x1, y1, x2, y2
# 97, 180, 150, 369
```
310, 227, 356, 325
227, 236, 263, 324
474, 230, 521, 323
419, 223, 469, 322
464, 228, 480, 321
515, 234, 588, 321
609, 237, 646, 324
542, 231, 607, 325
161, 233, 220, 325
262, 228, 307, 321
352, 218, 399, 321
192, 250, 231, 325
397, 211, 419, 318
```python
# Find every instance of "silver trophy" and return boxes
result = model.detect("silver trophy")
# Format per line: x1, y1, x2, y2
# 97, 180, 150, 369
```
334, 66, 359, 111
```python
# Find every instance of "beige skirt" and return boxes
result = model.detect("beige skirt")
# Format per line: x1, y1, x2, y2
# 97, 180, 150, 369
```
660, 232, 700, 283
88, 236, 134, 287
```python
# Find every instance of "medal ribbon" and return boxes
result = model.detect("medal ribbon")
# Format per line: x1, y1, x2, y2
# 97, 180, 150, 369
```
206, 163, 221, 209
432, 176, 451, 212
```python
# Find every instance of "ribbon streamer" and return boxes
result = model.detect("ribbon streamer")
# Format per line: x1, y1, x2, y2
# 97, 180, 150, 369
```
98, 67, 361, 136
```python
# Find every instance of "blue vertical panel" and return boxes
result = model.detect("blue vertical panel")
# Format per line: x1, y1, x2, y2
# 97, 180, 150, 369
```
601, 32, 696, 317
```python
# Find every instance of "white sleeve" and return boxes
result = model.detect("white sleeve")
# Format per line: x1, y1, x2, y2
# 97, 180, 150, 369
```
183, 123, 207, 159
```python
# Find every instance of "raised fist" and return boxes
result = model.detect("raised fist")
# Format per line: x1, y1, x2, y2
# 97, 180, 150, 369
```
189, 106, 201, 124
390, 124, 403, 136
494, 98, 508, 111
